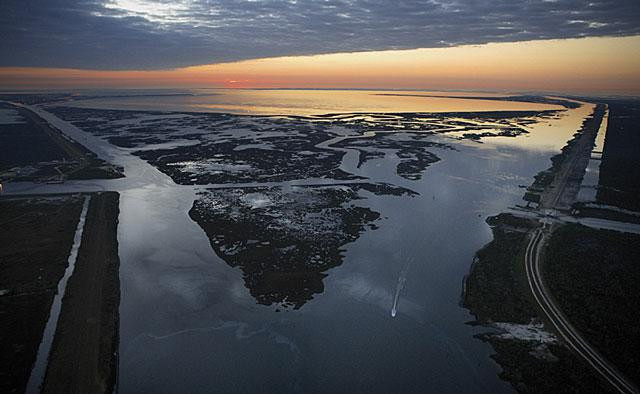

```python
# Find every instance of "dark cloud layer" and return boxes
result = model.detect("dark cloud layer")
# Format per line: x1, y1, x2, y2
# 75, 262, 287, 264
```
1, 0, 639, 70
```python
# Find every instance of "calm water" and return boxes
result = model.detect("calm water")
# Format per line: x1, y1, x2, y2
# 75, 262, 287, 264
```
63, 89, 561, 115
9, 92, 590, 393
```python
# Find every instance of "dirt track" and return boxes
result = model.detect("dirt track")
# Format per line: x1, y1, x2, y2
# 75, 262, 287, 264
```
41, 192, 120, 394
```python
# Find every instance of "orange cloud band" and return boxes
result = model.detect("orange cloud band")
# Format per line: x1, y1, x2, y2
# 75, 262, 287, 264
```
2, 36, 639, 94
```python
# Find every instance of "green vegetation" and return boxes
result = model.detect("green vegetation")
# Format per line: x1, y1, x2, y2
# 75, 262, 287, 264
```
544, 223, 640, 383
465, 214, 538, 323
490, 340, 608, 393
464, 214, 609, 392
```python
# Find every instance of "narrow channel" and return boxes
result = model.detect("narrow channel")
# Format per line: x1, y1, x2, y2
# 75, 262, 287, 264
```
25, 195, 91, 394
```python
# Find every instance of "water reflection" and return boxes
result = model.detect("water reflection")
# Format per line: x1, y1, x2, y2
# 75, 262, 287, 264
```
4, 94, 596, 393
39, 101, 584, 314
489, 99, 595, 152
62, 89, 561, 116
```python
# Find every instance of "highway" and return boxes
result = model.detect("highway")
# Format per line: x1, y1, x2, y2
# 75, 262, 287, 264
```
521, 102, 639, 392
525, 227, 639, 394
508, 207, 640, 235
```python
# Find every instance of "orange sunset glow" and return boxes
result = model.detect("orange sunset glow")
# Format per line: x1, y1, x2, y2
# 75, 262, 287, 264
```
2, 35, 639, 94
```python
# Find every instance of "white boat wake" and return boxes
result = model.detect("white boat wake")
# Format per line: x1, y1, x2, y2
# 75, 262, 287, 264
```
391, 256, 414, 318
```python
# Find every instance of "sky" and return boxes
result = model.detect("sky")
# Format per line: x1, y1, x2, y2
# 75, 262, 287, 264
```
1, 0, 640, 93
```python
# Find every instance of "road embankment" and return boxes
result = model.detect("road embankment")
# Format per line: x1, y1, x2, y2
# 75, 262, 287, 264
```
524, 104, 605, 211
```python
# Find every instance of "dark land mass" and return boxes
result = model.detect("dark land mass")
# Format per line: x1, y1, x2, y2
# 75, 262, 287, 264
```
0, 103, 124, 182
463, 214, 610, 393
47, 106, 554, 187
596, 99, 640, 211
42, 192, 121, 394
333, 133, 447, 180
190, 183, 412, 309
489, 96, 581, 109
0, 103, 68, 173
573, 202, 640, 224
463, 213, 539, 323
287, 109, 555, 125
136, 139, 362, 184
0, 195, 83, 394
543, 223, 640, 384
284, 110, 553, 146
50, 106, 365, 184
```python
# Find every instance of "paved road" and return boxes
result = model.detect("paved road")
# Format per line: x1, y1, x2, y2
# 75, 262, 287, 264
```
525, 228, 639, 394
509, 207, 640, 235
